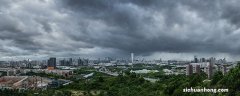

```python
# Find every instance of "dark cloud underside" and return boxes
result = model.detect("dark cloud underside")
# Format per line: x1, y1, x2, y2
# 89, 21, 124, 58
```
0, 0, 240, 60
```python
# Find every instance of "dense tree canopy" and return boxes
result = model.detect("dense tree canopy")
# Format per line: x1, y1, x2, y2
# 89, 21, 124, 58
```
1, 64, 240, 96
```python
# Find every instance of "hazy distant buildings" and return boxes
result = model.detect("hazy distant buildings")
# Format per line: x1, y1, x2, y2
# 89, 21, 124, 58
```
60, 59, 66, 66
200, 58, 206, 62
69, 58, 73, 66
77, 58, 88, 66
193, 56, 208, 63
59, 58, 74, 66
47, 57, 56, 70
26, 59, 33, 69
194, 56, 198, 63
77, 58, 83, 66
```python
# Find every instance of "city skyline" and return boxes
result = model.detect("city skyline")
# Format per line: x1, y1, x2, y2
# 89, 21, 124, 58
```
1, 0, 240, 61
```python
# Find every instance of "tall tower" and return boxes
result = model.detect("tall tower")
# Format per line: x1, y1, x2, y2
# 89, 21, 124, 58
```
195, 65, 201, 74
78, 58, 83, 66
194, 56, 198, 63
69, 58, 73, 66
207, 57, 214, 79
47, 57, 56, 70
131, 53, 134, 63
186, 64, 193, 76
207, 63, 213, 79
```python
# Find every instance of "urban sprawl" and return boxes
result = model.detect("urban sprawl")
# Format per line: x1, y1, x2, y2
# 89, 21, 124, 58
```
0, 53, 236, 90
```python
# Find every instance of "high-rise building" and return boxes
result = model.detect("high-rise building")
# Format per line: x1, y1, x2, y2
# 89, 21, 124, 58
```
26, 59, 32, 69
131, 53, 134, 63
194, 56, 198, 63
84, 59, 89, 66
186, 64, 193, 76
47, 57, 56, 70
195, 65, 201, 74
207, 57, 214, 79
69, 58, 73, 66
26, 62, 32, 69
78, 58, 83, 66
60, 58, 73, 66
207, 63, 213, 79
60, 59, 66, 66
200, 58, 206, 62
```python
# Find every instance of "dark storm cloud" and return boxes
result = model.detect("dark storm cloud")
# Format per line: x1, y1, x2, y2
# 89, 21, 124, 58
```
0, 0, 96, 57
60, 0, 240, 54
1, 0, 240, 59
0, 16, 41, 53
221, 2, 240, 27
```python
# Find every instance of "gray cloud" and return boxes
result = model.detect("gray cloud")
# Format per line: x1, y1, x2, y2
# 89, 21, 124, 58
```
61, 0, 240, 53
1, 0, 240, 60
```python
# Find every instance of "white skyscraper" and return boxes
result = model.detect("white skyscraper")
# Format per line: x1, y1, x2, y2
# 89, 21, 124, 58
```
131, 53, 134, 63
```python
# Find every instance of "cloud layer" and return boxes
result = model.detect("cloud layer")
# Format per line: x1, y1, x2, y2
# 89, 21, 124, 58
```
1, 0, 240, 60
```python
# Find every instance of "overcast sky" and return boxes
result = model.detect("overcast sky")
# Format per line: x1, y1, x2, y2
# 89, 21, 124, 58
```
1, 0, 240, 61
